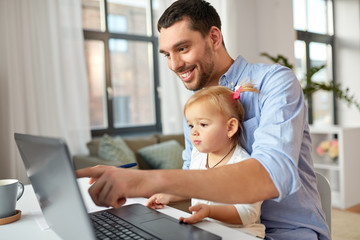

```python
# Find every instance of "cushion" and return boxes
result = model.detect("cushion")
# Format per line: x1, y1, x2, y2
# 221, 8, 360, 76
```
87, 139, 101, 156
98, 134, 138, 168
123, 136, 158, 153
137, 140, 184, 169
156, 134, 185, 148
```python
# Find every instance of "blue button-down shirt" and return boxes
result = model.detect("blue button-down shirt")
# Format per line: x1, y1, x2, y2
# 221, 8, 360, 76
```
182, 56, 330, 240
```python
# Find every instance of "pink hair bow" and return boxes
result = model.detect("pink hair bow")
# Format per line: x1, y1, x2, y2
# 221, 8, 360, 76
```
233, 86, 242, 100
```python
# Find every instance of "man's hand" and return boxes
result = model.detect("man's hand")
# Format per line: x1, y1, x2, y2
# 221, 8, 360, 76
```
76, 165, 138, 208
76, 159, 277, 210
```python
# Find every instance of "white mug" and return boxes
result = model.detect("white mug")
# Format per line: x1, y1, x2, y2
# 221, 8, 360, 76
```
0, 179, 24, 218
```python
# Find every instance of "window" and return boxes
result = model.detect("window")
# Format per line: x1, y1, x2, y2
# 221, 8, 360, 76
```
293, 0, 335, 125
82, 0, 161, 136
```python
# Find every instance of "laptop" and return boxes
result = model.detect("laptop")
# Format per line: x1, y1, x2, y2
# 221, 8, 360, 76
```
14, 133, 221, 240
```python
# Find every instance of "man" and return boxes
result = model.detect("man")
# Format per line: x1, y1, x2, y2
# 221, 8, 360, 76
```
77, 1, 330, 239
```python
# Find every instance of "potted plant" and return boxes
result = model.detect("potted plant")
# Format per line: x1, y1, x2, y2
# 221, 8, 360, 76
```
261, 53, 360, 112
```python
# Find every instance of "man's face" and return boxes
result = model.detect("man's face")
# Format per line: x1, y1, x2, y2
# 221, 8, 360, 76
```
159, 19, 217, 91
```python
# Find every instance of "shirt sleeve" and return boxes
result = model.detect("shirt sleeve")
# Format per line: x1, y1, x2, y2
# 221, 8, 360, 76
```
182, 117, 192, 169
250, 66, 307, 201
234, 201, 262, 226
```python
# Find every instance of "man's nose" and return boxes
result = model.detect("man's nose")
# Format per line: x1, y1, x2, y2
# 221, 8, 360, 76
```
168, 55, 184, 72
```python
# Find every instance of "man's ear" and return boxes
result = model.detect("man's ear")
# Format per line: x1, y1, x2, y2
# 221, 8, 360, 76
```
208, 26, 223, 50
227, 118, 239, 139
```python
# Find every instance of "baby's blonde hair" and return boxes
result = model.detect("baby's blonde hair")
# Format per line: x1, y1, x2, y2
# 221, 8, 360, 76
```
184, 84, 259, 143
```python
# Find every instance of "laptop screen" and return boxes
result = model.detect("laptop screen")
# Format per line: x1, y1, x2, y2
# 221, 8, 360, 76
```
15, 133, 96, 239
15, 133, 222, 240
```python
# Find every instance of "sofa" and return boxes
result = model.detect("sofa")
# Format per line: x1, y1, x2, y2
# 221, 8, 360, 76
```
72, 133, 191, 212
73, 133, 185, 170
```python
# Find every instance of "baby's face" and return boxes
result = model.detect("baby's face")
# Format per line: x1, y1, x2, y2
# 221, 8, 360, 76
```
185, 101, 230, 153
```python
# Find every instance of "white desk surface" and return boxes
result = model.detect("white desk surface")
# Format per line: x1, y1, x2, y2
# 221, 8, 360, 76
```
0, 178, 257, 240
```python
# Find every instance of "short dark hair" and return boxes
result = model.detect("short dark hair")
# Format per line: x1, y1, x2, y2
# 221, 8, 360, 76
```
157, 0, 222, 39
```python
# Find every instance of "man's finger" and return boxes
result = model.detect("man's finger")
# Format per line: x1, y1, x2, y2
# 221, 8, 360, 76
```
113, 197, 127, 209
98, 178, 113, 206
88, 177, 106, 206
76, 165, 106, 179
89, 177, 98, 185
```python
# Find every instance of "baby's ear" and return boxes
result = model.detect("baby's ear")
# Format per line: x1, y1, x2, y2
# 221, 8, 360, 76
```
227, 118, 239, 138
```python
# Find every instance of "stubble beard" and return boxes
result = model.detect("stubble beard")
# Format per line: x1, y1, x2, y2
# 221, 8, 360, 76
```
181, 44, 216, 91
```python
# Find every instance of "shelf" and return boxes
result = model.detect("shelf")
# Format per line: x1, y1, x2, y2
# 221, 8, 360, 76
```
310, 125, 360, 209
314, 162, 340, 171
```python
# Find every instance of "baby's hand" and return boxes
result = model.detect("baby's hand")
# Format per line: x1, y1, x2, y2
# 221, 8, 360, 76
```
145, 193, 171, 209
179, 204, 210, 224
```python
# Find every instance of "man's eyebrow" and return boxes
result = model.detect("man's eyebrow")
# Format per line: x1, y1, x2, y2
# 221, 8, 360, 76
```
159, 40, 190, 54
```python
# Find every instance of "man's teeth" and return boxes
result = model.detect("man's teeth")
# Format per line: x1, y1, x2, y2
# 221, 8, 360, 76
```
181, 71, 191, 78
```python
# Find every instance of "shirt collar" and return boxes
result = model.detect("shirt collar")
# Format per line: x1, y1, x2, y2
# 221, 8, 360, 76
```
219, 56, 248, 90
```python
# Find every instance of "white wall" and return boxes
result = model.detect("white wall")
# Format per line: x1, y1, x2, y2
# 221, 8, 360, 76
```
218, 0, 295, 65
334, 0, 360, 126
220, 0, 360, 127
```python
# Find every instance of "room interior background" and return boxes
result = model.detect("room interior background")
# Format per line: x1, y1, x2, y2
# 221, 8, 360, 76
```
0, 0, 359, 183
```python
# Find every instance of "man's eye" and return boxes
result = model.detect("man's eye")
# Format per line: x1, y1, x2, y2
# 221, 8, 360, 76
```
200, 123, 207, 127
178, 47, 187, 52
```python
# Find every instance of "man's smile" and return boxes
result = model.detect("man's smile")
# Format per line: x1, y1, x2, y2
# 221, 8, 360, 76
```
178, 66, 195, 82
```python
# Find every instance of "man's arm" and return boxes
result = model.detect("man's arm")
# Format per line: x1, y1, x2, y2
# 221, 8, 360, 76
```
76, 158, 278, 208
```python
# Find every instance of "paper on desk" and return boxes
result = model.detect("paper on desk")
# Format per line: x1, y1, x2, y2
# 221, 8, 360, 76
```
32, 210, 50, 231
77, 178, 148, 212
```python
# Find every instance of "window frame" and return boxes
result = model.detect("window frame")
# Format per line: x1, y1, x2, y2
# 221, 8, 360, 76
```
294, 0, 337, 124
83, 0, 162, 137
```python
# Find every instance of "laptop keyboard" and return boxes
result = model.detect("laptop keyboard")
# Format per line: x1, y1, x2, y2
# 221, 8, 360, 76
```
90, 211, 159, 240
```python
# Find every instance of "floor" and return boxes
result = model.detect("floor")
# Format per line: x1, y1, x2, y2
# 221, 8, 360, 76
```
346, 203, 360, 214
332, 204, 360, 240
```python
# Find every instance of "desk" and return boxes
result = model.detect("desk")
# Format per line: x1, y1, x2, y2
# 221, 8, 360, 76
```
0, 178, 257, 240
